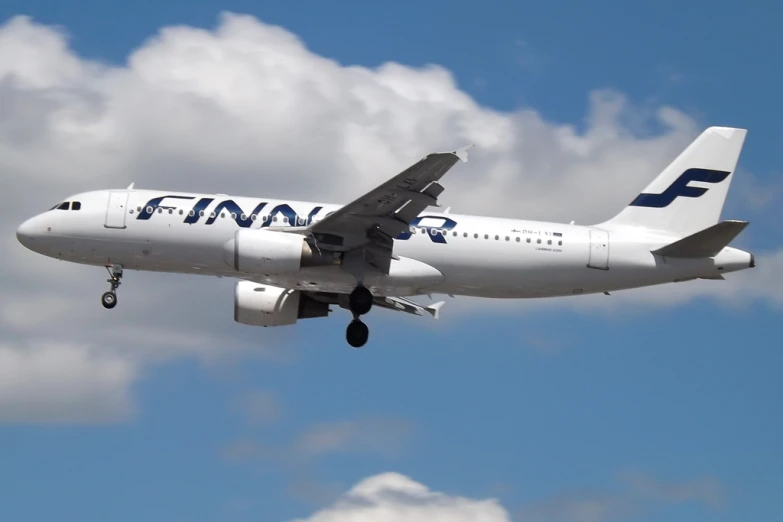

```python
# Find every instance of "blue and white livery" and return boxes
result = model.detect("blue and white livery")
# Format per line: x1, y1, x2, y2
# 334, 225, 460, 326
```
16, 126, 755, 347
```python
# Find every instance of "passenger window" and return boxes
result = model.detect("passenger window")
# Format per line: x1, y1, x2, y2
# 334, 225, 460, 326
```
453, 231, 457, 237
168, 209, 173, 214
484, 234, 489, 239
251, 214, 257, 221
240, 214, 247, 220
558, 240, 562, 246
537, 239, 541, 244
179, 209, 183, 215
72, 201, 82, 210
547, 239, 552, 245
526, 238, 531, 243
189, 210, 195, 217
515, 237, 520, 242
284, 217, 289, 224
463, 232, 468, 238
474, 233, 478, 239
505, 236, 510, 241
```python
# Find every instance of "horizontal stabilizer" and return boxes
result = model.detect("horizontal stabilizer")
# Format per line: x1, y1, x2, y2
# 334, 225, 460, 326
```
652, 220, 749, 258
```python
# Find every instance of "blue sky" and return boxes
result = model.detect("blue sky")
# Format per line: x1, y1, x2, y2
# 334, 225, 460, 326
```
0, 1, 781, 521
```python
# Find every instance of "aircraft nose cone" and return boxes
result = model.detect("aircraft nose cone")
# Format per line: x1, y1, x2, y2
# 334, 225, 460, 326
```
16, 216, 42, 249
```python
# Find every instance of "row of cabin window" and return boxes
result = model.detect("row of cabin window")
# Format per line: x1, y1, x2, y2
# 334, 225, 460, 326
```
132, 206, 305, 224
128, 206, 564, 245
51, 201, 82, 211
411, 227, 563, 246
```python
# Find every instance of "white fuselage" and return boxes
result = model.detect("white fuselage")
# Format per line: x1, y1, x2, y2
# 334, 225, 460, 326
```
16, 189, 753, 299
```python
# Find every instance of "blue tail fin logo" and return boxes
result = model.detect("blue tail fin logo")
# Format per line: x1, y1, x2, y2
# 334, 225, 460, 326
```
629, 168, 730, 208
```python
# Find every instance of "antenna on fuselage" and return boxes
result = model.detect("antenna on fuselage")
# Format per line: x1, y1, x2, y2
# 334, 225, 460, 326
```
127, 182, 135, 190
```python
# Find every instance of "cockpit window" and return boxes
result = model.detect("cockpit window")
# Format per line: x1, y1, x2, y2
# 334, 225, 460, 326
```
50, 201, 82, 211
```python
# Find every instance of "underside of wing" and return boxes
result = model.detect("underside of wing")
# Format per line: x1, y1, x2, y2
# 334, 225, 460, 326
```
307, 291, 444, 319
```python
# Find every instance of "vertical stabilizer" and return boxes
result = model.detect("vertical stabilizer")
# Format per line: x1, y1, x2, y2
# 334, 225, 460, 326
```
601, 127, 747, 237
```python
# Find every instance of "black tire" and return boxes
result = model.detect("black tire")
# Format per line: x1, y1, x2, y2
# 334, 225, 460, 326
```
346, 320, 369, 348
101, 291, 117, 309
349, 286, 373, 316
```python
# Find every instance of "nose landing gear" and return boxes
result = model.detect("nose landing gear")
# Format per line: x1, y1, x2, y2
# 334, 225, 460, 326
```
101, 264, 123, 309
346, 285, 373, 348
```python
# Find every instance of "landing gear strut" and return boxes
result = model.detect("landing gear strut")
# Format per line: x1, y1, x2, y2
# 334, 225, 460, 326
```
346, 285, 373, 348
101, 264, 123, 309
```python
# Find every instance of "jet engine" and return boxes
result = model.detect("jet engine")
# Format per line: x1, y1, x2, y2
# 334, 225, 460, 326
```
223, 229, 336, 275
234, 281, 330, 327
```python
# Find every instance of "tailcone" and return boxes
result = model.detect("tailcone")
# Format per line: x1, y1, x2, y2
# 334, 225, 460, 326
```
713, 247, 754, 274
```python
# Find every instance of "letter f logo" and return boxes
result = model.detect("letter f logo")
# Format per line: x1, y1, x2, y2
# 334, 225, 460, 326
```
630, 168, 730, 208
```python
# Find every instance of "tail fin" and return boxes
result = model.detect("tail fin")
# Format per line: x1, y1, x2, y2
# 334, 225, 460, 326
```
602, 126, 748, 237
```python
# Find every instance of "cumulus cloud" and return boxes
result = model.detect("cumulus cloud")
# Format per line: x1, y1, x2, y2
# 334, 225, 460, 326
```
289, 472, 511, 522
285, 471, 721, 522
0, 12, 779, 421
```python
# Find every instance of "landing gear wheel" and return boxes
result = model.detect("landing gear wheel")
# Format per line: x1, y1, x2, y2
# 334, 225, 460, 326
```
346, 319, 369, 348
101, 291, 117, 309
102, 264, 123, 310
349, 285, 373, 316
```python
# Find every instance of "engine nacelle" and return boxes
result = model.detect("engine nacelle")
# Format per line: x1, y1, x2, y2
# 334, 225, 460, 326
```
223, 229, 335, 275
234, 281, 330, 327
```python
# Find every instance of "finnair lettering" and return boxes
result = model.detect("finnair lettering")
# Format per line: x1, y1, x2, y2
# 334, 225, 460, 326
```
137, 196, 322, 228
397, 216, 458, 244
136, 196, 456, 244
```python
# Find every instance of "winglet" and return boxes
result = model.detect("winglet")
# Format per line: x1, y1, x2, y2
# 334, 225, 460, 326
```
425, 301, 445, 320
454, 144, 474, 163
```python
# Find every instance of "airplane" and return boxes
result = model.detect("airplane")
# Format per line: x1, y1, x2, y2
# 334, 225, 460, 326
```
16, 126, 755, 348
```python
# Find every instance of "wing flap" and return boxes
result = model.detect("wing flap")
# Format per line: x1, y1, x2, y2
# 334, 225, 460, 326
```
309, 146, 470, 243
652, 220, 749, 258
373, 296, 445, 319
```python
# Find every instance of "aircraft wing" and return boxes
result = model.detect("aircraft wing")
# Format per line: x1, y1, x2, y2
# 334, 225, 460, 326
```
307, 145, 471, 273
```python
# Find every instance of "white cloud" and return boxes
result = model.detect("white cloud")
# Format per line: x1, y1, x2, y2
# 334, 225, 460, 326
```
286, 471, 721, 522
0, 12, 779, 421
0, 341, 137, 423
289, 472, 511, 522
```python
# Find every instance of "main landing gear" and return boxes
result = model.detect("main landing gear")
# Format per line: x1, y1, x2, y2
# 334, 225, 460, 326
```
346, 285, 373, 348
101, 264, 123, 310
